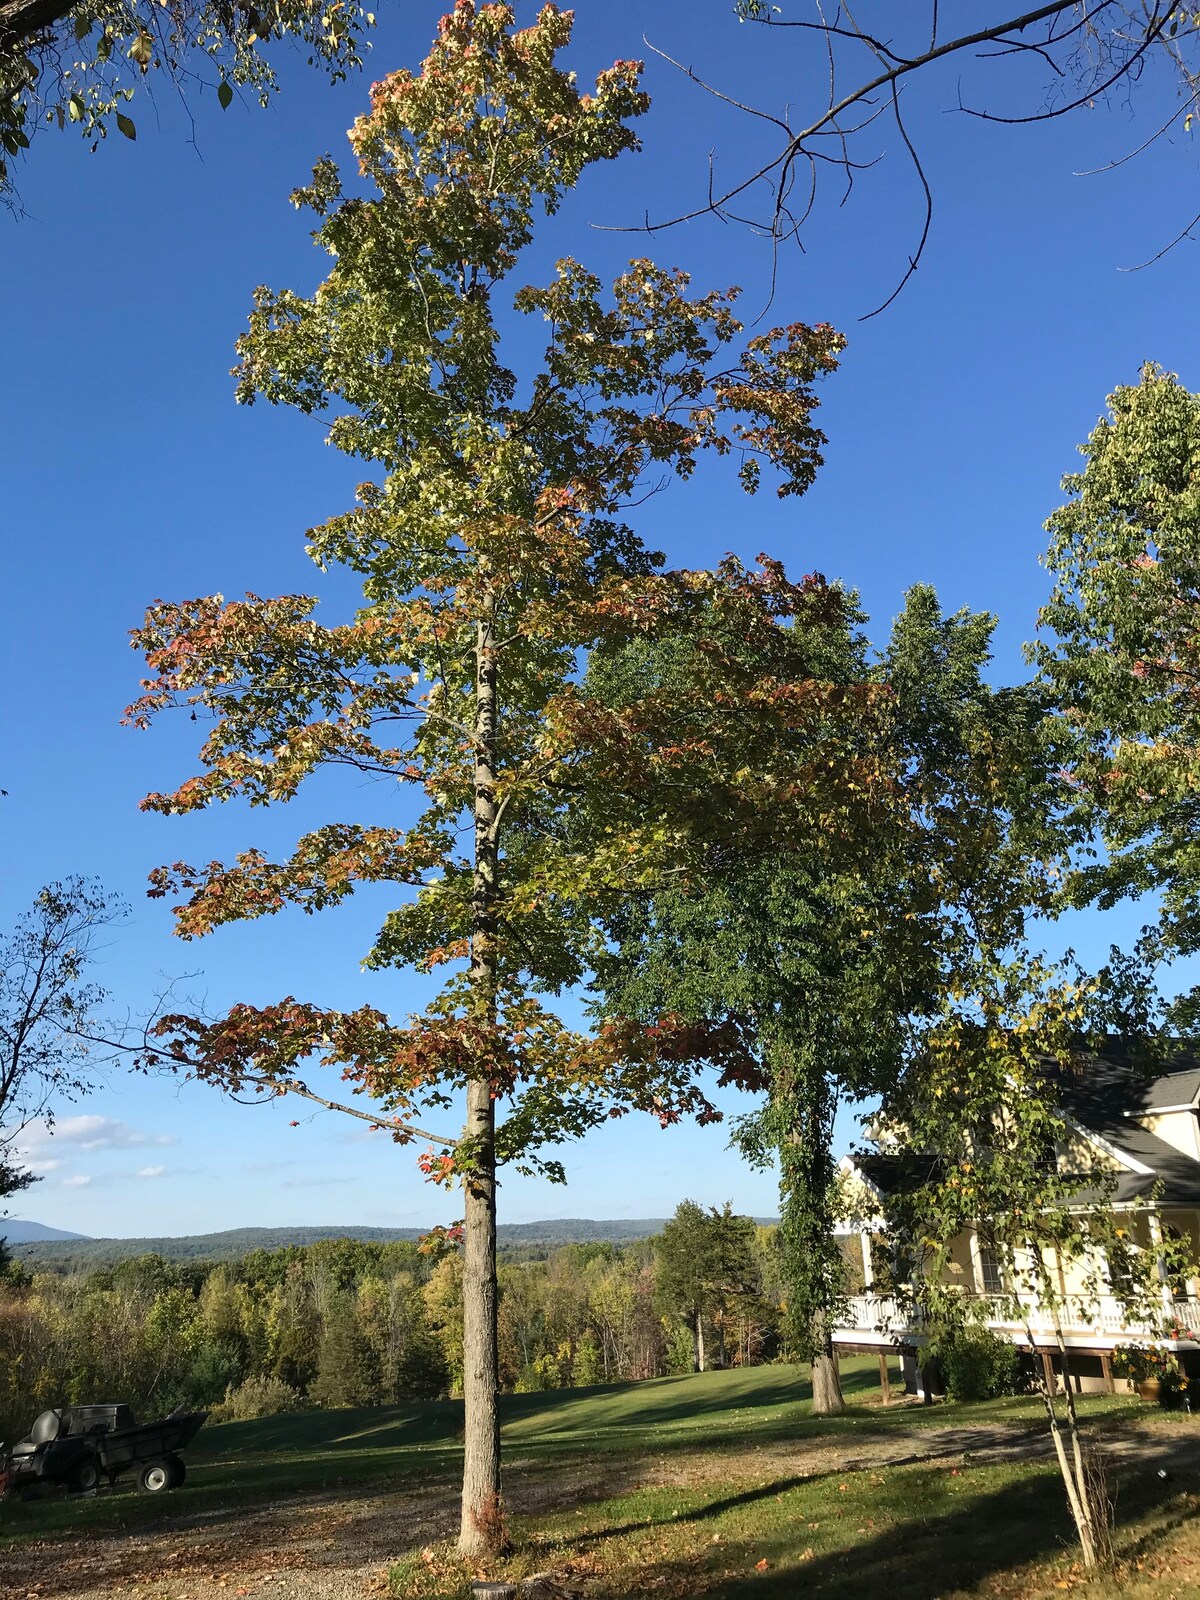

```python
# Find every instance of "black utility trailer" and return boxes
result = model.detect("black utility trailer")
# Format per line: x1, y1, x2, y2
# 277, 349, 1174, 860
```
0, 1404, 207, 1497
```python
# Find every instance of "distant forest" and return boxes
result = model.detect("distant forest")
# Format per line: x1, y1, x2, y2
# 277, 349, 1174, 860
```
0, 1206, 808, 1441
4, 1218, 782, 1271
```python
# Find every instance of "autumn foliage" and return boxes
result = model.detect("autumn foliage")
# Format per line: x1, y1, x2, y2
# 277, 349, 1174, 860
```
127, 1, 878, 1552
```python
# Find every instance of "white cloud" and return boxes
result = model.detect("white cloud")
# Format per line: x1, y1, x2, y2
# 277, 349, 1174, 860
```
136, 1166, 166, 1180
16, 1116, 178, 1164
62, 1174, 92, 1188
50, 1116, 175, 1151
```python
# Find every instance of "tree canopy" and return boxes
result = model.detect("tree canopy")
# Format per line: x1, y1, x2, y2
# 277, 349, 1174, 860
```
1037, 364, 1200, 971
586, 581, 1068, 1412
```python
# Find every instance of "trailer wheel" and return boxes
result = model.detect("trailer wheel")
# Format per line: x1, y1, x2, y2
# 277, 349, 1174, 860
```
139, 1460, 174, 1493
68, 1459, 100, 1493
167, 1455, 187, 1487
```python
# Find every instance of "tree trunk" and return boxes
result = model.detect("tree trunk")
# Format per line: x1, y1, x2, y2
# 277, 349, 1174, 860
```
694, 1309, 706, 1373
459, 1080, 500, 1557
809, 1313, 845, 1415
459, 601, 503, 1560
1021, 1259, 1105, 1570
0, 0, 70, 55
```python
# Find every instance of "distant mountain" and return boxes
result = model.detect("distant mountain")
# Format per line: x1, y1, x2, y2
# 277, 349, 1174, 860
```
12, 1217, 762, 1268
0, 1219, 90, 1243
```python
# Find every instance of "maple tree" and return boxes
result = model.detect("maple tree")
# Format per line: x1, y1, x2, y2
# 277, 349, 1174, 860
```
127, 1, 878, 1555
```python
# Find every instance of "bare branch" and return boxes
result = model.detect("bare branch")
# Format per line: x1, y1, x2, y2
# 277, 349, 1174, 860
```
621, 2, 1200, 307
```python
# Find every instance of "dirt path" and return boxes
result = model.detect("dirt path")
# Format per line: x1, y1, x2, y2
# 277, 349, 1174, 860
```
2, 1415, 1192, 1600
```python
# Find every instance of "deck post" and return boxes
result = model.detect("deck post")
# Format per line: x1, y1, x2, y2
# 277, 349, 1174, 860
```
1041, 1351, 1057, 1394
1099, 1351, 1115, 1394
878, 1352, 891, 1405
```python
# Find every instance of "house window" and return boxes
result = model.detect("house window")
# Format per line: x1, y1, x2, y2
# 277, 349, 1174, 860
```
1106, 1250, 1135, 1298
978, 1247, 1006, 1296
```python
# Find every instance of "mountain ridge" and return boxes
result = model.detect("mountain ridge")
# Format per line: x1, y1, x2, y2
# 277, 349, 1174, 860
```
0, 1219, 90, 1243
7, 1217, 777, 1266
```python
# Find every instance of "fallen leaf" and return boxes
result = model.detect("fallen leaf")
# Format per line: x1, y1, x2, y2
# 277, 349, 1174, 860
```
755, 1558, 769, 1571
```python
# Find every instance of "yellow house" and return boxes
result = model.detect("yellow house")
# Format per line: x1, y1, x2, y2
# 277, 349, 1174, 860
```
833, 1043, 1200, 1395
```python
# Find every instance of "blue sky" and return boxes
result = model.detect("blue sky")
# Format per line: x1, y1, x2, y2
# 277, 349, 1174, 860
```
3, 1, 1199, 1237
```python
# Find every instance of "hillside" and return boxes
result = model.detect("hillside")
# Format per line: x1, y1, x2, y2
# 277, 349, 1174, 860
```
9, 1216, 718, 1267
0, 1219, 89, 1243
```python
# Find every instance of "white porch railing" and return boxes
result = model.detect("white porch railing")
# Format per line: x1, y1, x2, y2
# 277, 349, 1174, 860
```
834, 1292, 1200, 1347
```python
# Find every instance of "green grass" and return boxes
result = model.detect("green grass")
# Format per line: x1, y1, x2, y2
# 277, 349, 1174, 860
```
395, 1454, 1200, 1599
3, 1360, 1196, 1599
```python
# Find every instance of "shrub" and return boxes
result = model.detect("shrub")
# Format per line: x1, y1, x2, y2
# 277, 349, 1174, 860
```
209, 1373, 306, 1422
939, 1326, 1021, 1401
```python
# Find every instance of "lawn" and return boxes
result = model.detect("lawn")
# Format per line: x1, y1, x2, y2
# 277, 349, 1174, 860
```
2, 1360, 1197, 1599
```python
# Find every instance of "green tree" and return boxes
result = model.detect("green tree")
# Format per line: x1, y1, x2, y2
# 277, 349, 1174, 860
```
655, 1201, 757, 1372
1037, 364, 1200, 975
267, 1261, 320, 1392
0, 0, 372, 197
130, 2, 861, 1555
311, 1291, 380, 1407
589, 584, 1066, 1412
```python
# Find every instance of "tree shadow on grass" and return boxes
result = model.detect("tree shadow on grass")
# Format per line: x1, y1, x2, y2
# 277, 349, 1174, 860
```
575, 1449, 1200, 1600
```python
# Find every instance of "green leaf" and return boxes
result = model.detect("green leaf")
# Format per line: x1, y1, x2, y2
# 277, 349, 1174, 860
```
128, 31, 153, 70
116, 112, 136, 142
218, 80, 233, 111
67, 94, 85, 123
73, 13, 91, 43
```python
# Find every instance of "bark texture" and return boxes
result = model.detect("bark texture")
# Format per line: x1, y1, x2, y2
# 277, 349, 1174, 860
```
459, 603, 503, 1559
0, 0, 68, 52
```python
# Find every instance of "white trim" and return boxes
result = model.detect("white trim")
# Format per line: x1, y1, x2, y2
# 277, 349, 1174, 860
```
1128, 1103, 1200, 1116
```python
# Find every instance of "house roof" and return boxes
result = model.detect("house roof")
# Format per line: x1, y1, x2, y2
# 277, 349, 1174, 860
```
854, 1039, 1200, 1208
1102, 1122, 1200, 1204
1054, 1040, 1200, 1128
1051, 1041, 1200, 1202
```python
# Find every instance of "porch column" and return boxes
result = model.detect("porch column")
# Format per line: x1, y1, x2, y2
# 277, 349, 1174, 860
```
860, 1231, 874, 1291
1147, 1213, 1177, 1317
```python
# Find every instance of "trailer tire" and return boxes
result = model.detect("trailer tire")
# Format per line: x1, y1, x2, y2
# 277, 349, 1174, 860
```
69, 1459, 100, 1493
139, 1460, 174, 1493
167, 1455, 187, 1487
